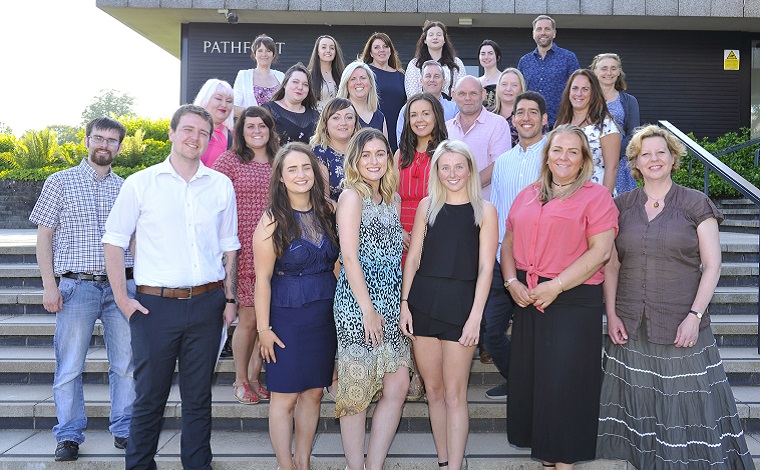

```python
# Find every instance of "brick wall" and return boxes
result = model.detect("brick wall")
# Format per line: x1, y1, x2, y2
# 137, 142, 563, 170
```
0, 180, 44, 229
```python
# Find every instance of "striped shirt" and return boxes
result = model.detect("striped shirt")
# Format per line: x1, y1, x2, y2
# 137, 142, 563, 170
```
490, 136, 547, 258
30, 158, 134, 274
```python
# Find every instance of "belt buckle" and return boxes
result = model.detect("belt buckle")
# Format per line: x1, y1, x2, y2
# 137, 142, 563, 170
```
177, 287, 193, 300
93, 274, 108, 282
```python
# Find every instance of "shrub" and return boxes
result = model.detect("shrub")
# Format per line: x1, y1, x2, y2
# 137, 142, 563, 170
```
119, 129, 147, 167
0, 166, 64, 181
673, 128, 760, 198
59, 142, 86, 166
118, 116, 170, 142
0, 134, 16, 153
10, 129, 61, 169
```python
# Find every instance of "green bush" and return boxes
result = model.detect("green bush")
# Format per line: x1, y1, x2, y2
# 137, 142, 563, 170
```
0, 166, 64, 181
118, 116, 170, 142
119, 129, 147, 167
112, 165, 146, 179
673, 128, 760, 198
0, 134, 16, 153
59, 142, 86, 166
9, 129, 61, 169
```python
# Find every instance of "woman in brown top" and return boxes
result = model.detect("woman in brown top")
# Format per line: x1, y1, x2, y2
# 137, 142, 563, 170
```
596, 125, 753, 469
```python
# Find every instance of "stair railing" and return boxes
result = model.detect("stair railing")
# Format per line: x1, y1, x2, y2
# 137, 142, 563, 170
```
659, 121, 760, 353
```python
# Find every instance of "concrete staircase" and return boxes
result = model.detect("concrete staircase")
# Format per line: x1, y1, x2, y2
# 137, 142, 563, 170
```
716, 198, 760, 235
2, 201, 760, 468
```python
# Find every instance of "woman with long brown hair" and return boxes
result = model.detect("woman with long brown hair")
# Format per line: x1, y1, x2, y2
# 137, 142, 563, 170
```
212, 106, 280, 405
404, 20, 465, 99
307, 35, 346, 112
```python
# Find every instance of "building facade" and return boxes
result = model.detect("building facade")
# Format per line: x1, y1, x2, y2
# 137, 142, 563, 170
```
98, 0, 760, 138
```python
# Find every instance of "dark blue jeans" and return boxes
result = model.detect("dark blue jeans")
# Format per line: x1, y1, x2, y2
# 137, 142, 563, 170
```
481, 261, 513, 381
125, 287, 224, 470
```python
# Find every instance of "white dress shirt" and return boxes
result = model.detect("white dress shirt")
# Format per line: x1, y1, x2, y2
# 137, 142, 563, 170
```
103, 157, 241, 287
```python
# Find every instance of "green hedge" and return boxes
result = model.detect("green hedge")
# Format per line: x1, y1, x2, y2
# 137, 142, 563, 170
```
673, 128, 760, 198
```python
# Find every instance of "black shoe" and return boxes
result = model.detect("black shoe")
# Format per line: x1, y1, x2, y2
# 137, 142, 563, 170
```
219, 336, 233, 358
114, 436, 128, 449
485, 382, 508, 400
54, 440, 79, 461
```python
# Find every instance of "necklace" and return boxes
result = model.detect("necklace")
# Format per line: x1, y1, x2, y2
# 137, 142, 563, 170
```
643, 187, 667, 208
551, 180, 574, 188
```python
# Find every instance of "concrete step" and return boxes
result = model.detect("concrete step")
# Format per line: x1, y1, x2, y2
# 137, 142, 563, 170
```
0, 382, 506, 433
0, 264, 42, 289
0, 429, 519, 469
721, 208, 760, 221
721, 219, 760, 235
0, 230, 36, 264
716, 198, 757, 209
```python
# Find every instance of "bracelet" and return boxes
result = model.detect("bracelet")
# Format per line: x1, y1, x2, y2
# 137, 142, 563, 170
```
257, 326, 272, 333
400, 298, 408, 303
556, 276, 564, 292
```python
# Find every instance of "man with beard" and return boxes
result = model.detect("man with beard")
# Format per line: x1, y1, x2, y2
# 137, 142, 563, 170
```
517, 15, 580, 127
30, 117, 135, 461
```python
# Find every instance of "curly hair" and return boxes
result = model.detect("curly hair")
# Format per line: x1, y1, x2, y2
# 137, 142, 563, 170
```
626, 125, 684, 180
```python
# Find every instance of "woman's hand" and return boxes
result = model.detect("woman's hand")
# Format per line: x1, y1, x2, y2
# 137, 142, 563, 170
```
606, 314, 629, 345
402, 229, 411, 252
528, 278, 563, 311
507, 280, 533, 308
674, 314, 700, 348
363, 310, 386, 347
259, 329, 285, 363
399, 302, 415, 340
458, 315, 480, 347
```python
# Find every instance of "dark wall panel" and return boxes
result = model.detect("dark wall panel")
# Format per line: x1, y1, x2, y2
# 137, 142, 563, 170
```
184, 23, 742, 139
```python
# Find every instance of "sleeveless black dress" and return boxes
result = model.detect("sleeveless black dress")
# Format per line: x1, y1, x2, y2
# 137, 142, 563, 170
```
407, 202, 479, 341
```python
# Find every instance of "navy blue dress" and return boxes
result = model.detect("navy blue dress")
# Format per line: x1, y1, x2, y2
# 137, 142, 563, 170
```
266, 209, 339, 393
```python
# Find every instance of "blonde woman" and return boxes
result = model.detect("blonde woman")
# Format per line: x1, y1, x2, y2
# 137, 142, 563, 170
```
399, 140, 498, 470
490, 68, 527, 147
337, 61, 388, 138
334, 128, 411, 470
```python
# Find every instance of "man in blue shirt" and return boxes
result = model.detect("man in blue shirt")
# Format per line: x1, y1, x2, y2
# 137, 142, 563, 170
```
483, 91, 548, 400
517, 15, 580, 127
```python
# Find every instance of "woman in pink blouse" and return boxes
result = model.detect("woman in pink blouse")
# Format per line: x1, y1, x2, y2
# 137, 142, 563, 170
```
193, 78, 234, 168
501, 125, 618, 469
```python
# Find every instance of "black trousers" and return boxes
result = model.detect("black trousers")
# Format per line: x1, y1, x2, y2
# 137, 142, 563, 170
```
125, 287, 225, 470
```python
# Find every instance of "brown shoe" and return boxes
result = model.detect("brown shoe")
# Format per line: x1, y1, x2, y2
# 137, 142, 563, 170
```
479, 350, 493, 364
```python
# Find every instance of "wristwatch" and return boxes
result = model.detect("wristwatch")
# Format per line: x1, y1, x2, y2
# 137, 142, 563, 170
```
225, 298, 237, 304
689, 309, 704, 319
503, 278, 518, 289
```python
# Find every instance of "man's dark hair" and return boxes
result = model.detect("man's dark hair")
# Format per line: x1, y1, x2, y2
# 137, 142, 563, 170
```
513, 91, 547, 117
85, 117, 127, 143
170, 104, 214, 134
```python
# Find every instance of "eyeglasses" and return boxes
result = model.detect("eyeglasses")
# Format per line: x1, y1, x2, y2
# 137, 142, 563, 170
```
88, 135, 120, 148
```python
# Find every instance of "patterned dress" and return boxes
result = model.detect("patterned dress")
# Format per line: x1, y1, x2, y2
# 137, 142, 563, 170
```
583, 117, 620, 187
313, 145, 345, 202
212, 151, 272, 306
333, 197, 412, 418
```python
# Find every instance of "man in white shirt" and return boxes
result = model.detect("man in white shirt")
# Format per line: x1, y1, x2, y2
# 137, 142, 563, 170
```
446, 75, 512, 200
483, 92, 548, 400
103, 104, 241, 470
396, 60, 458, 144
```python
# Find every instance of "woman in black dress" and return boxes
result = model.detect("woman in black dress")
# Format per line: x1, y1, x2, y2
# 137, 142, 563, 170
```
399, 140, 498, 470
261, 63, 320, 146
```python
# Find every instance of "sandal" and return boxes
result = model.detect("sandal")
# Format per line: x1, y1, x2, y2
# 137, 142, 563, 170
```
233, 381, 259, 405
406, 373, 425, 402
249, 380, 270, 401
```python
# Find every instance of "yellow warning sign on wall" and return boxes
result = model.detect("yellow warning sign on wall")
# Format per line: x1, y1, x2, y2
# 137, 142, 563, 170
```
724, 50, 740, 70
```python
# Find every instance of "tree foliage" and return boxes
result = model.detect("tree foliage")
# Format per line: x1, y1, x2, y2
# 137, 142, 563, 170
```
81, 89, 135, 124
5, 129, 62, 169
46, 124, 82, 145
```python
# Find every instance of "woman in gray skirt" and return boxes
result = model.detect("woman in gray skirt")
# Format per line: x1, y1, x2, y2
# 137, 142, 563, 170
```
597, 125, 754, 469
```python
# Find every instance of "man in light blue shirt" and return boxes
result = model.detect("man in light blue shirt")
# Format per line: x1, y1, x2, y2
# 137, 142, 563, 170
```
396, 60, 458, 144
482, 91, 548, 400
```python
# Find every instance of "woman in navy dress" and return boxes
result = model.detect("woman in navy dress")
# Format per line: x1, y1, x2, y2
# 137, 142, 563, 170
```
253, 142, 340, 470
338, 61, 388, 139
360, 32, 406, 153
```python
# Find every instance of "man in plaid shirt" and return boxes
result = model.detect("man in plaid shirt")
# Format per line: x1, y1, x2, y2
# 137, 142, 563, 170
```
30, 117, 135, 461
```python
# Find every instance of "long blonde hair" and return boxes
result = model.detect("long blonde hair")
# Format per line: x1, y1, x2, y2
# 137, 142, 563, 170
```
427, 140, 484, 226
490, 68, 526, 115
537, 125, 594, 203
342, 128, 398, 204
337, 61, 380, 113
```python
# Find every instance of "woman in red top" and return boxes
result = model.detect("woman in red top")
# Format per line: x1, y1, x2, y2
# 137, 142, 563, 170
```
501, 124, 618, 469
394, 93, 448, 400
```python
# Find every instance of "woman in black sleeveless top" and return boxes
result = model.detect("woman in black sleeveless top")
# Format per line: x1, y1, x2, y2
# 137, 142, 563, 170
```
399, 140, 498, 470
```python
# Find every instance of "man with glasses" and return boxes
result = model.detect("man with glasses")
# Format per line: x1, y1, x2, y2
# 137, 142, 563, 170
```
484, 92, 549, 400
30, 117, 135, 461
104, 104, 240, 470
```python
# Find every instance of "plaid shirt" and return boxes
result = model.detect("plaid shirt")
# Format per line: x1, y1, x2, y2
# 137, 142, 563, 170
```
30, 158, 134, 274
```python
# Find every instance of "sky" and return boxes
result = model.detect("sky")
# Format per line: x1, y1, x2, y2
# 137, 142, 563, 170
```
0, 0, 180, 136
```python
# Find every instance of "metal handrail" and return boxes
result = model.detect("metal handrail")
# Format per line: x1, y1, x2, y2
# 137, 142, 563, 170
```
658, 121, 760, 353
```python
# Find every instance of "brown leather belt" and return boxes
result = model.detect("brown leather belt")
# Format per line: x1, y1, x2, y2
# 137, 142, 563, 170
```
137, 281, 221, 299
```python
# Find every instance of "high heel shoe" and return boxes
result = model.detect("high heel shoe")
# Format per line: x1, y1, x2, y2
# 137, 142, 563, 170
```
406, 373, 425, 401
232, 381, 259, 404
